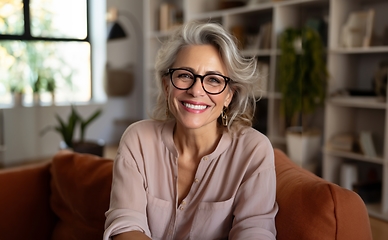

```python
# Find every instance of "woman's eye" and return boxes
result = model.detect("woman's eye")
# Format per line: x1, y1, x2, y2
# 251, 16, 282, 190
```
207, 76, 222, 84
179, 73, 193, 79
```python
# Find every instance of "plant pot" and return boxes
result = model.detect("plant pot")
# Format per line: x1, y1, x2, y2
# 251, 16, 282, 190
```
286, 126, 321, 173
60, 139, 105, 157
12, 93, 24, 107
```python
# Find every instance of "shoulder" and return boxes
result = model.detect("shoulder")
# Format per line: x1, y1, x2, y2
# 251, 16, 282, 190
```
120, 119, 165, 143
234, 127, 272, 149
229, 127, 274, 167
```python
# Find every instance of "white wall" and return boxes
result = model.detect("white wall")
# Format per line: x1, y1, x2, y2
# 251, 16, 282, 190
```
0, 0, 144, 167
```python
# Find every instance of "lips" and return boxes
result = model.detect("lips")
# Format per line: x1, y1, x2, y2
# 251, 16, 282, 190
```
182, 101, 208, 110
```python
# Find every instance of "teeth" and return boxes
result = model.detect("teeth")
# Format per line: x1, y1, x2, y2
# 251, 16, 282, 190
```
184, 102, 207, 110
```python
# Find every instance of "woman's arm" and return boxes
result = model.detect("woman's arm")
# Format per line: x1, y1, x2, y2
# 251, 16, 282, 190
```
113, 231, 151, 240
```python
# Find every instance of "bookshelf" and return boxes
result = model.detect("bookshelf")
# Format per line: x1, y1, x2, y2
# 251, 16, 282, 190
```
143, 0, 388, 220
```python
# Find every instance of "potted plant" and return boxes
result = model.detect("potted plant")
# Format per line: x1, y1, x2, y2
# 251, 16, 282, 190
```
41, 105, 104, 156
278, 26, 328, 171
10, 84, 25, 107
32, 75, 42, 106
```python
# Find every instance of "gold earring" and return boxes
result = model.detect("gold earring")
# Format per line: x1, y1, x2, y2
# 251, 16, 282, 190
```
221, 107, 228, 127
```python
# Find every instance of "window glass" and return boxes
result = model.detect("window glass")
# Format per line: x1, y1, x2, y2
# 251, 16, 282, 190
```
0, 0, 24, 35
0, 0, 90, 106
0, 41, 91, 105
30, 0, 87, 39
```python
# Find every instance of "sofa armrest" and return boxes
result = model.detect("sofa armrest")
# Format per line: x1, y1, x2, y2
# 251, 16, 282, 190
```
0, 161, 56, 240
274, 149, 372, 240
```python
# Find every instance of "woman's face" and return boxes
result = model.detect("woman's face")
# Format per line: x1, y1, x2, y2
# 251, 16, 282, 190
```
165, 44, 233, 131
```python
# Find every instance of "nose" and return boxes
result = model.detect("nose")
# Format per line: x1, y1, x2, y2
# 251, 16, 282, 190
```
187, 76, 205, 96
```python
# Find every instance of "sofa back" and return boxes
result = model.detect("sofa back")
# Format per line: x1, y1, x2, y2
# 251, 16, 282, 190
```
274, 149, 372, 240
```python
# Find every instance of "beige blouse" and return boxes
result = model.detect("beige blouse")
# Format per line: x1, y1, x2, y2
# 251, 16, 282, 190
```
104, 120, 278, 240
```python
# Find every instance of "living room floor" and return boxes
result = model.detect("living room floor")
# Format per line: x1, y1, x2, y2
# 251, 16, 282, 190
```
103, 145, 387, 239
370, 217, 388, 240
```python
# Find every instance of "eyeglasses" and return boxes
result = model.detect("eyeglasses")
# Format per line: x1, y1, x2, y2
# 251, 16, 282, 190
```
166, 68, 231, 95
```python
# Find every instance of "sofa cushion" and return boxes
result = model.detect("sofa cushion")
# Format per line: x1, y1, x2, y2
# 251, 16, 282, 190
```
50, 150, 113, 240
0, 161, 56, 240
274, 149, 372, 240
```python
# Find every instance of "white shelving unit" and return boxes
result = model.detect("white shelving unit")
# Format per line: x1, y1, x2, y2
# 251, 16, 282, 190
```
323, 0, 388, 221
143, 0, 388, 220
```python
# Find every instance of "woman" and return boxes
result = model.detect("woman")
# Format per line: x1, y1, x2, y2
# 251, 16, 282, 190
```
104, 21, 278, 240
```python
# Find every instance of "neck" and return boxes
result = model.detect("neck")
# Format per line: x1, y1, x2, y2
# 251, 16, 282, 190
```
173, 123, 223, 159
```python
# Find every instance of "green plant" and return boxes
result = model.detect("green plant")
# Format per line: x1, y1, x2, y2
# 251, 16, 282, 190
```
278, 26, 328, 129
41, 106, 102, 148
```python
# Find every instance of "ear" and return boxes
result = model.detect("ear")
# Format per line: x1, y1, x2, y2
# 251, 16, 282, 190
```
162, 76, 170, 98
224, 88, 234, 108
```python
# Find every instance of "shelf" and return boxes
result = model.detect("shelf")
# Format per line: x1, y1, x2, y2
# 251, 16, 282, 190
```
331, 46, 388, 54
324, 147, 384, 164
240, 48, 273, 57
328, 96, 386, 109
188, 2, 274, 21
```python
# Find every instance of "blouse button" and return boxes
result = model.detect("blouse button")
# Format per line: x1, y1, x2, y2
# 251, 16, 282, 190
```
203, 156, 208, 161
194, 178, 199, 183
179, 206, 184, 210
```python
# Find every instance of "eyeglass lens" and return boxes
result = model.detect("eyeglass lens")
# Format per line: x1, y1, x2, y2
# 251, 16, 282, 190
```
170, 69, 228, 94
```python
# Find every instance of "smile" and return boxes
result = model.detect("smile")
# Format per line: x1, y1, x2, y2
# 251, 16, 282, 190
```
182, 102, 208, 110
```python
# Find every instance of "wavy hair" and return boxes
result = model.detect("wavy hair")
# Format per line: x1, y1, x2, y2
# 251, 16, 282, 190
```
151, 21, 264, 133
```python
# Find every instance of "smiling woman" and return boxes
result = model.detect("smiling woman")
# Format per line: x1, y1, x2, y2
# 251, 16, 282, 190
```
0, 0, 91, 106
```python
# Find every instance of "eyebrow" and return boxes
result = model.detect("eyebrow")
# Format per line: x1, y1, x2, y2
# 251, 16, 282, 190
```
177, 67, 225, 76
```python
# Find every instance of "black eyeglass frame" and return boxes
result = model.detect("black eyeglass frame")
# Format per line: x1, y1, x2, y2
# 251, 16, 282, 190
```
165, 68, 232, 95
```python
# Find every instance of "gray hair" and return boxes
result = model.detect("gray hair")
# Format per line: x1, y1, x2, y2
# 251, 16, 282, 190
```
151, 21, 263, 133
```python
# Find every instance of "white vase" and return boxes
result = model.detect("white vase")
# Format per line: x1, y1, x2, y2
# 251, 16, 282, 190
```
286, 126, 322, 173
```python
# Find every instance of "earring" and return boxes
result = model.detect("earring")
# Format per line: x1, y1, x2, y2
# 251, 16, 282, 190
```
165, 99, 169, 117
221, 107, 228, 127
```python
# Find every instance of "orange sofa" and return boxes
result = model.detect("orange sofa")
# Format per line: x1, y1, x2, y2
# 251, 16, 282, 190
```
0, 149, 372, 240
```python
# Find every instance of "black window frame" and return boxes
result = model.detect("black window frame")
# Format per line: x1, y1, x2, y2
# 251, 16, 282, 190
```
0, 0, 90, 42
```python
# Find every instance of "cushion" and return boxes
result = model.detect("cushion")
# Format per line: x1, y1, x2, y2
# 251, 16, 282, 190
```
50, 150, 113, 240
0, 161, 56, 240
274, 149, 372, 240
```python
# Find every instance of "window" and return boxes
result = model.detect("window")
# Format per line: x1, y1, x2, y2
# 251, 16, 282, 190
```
0, 0, 91, 106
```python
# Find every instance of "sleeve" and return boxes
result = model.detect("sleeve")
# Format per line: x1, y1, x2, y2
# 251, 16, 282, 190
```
229, 141, 278, 240
103, 127, 152, 240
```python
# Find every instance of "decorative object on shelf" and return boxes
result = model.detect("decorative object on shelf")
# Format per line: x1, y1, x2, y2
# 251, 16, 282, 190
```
374, 60, 388, 101
327, 132, 357, 152
340, 163, 358, 191
243, 22, 272, 50
359, 131, 377, 158
158, 2, 183, 32
340, 9, 375, 48
40, 106, 104, 156
278, 26, 328, 170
